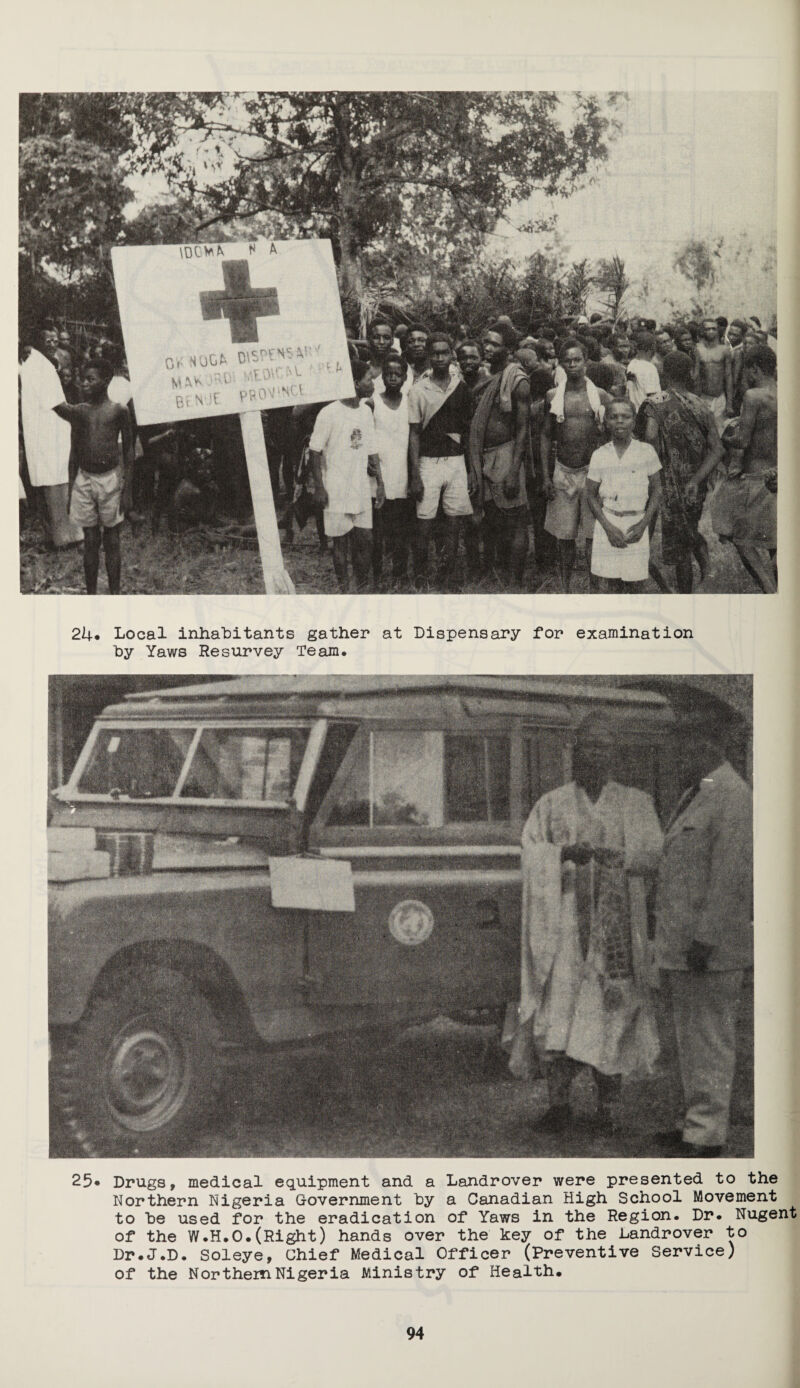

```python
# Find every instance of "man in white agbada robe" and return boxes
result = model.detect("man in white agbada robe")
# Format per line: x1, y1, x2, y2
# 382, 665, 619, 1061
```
509, 713, 663, 1133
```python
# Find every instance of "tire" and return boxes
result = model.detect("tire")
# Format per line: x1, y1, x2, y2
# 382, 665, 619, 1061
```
52, 966, 223, 1157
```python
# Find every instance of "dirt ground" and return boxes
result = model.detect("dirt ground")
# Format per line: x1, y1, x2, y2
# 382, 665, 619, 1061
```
50, 980, 753, 1160
21, 504, 760, 596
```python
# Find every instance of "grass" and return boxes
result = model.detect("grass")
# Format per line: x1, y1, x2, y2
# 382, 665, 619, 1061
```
50, 978, 753, 1159
21, 507, 760, 595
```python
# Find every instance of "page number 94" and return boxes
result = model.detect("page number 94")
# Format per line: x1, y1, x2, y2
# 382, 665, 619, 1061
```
406, 1327, 424, 1342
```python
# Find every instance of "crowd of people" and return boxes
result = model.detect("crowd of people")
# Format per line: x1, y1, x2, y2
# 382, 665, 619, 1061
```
19, 308, 778, 594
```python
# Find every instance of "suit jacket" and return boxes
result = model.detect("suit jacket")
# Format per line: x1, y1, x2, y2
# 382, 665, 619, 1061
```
655, 762, 753, 971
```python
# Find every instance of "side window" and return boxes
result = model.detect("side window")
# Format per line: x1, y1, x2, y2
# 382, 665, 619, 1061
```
329, 731, 444, 827
523, 727, 568, 811
77, 727, 195, 799
444, 735, 510, 822
327, 730, 511, 828
180, 728, 306, 803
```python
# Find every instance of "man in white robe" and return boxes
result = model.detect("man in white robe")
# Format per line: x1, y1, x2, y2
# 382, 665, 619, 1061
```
509, 712, 663, 1133
19, 330, 82, 547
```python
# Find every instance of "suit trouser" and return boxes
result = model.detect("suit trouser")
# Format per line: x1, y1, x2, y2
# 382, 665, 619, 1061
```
667, 970, 744, 1146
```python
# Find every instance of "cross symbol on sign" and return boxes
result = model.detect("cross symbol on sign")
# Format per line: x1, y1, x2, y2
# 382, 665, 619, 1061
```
199, 259, 280, 344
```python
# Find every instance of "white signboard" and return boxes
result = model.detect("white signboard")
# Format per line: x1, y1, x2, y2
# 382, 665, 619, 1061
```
110, 238, 354, 425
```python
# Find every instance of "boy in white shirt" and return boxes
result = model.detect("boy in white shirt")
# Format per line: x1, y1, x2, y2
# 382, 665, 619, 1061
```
371, 353, 412, 584
308, 358, 385, 592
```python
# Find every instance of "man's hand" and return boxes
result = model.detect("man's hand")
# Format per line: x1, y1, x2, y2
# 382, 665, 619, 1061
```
409, 471, 424, 503
686, 939, 713, 973
763, 468, 777, 494
502, 472, 521, 502
561, 842, 595, 866
624, 520, 647, 545
604, 522, 629, 549
314, 484, 329, 509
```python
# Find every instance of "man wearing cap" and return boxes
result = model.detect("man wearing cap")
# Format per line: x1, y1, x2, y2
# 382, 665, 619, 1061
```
509, 712, 663, 1136
653, 712, 753, 1156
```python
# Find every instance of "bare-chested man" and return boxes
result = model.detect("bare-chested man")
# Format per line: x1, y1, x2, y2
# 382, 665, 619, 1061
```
541, 338, 612, 592
53, 359, 133, 593
713, 345, 777, 593
694, 318, 733, 434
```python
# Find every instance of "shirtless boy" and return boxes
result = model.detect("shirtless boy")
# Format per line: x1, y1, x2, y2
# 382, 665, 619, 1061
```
54, 359, 133, 593
541, 338, 612, 592
694, 318, 733, 434
718, 345, 777, 592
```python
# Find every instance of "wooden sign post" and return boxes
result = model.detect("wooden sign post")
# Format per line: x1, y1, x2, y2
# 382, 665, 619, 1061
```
111, 238, 353, 593
238, 409, 294, 593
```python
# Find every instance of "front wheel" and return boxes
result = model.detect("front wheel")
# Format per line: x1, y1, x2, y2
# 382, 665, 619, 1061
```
52, 966, 223, 1156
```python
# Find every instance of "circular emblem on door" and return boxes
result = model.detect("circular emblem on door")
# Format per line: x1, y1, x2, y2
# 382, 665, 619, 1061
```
388, 899, 434, 946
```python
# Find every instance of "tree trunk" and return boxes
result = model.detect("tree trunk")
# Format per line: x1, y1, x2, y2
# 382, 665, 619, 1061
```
330, 96, 364, 333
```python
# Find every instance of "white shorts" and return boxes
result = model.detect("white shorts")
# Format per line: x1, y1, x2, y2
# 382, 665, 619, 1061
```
69, 466, 124, 530
324, 507, 372, 538
416, 455, 473, 521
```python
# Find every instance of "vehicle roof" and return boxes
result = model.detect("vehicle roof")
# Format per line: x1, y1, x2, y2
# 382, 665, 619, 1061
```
101, 677, 674, 728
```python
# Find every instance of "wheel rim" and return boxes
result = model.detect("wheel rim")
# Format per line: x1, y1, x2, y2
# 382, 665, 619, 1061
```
104, 1018, 191, 1133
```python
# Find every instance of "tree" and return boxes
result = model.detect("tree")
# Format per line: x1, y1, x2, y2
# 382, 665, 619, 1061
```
563, 259, 594, 316
594, 254, 630, 321
126, 92, 622, 326
19, 94, 137, 334
673, 236, 724, 301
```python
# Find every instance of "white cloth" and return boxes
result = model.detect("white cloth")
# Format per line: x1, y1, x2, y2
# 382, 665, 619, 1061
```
19, 350, 70, 486
587, 439, 661, 581
510, 780, 663, 1079
626, 358, 660, 412
549, 374, 605, 425
107, 375, 134, 407
700, 392, 727, 435
309, 400, 376, 517
371, 392, 410, 500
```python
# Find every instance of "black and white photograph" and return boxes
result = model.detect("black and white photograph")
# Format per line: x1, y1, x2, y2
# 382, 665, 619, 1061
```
20, 89, 777, 597
48, 673, 753, 1161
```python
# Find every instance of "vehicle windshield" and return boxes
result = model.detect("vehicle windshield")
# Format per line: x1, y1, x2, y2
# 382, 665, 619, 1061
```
75, 724, 309, 803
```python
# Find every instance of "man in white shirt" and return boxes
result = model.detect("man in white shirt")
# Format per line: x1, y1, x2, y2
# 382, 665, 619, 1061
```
18, 326, 82, 547
308, 358, 385, 592
626, 332, 661, 413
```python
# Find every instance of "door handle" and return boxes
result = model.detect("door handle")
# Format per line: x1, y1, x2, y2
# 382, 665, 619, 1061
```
475, 897, 501, 929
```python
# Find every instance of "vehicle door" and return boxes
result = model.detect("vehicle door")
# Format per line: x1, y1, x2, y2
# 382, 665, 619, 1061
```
304, 719, 522, 1009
